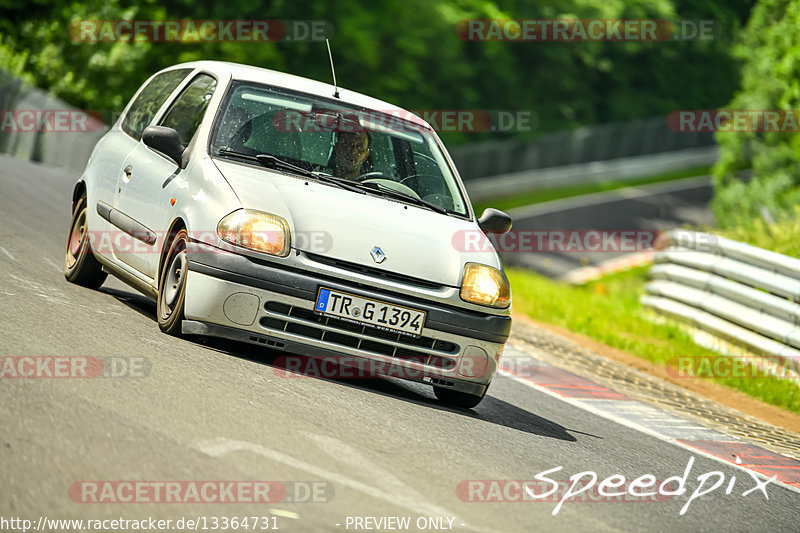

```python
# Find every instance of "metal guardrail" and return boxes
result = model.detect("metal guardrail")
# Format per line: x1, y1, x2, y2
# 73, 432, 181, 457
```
450, 116, 717, 181
0, 70, 107, 172
463, 146, 719, 202
642, 230, 800, 364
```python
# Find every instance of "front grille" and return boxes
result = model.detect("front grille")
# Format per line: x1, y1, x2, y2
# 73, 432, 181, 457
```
261, 301, 458, 370
305, 252, 447, 290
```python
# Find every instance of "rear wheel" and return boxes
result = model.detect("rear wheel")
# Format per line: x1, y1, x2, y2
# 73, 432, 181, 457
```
157, 229, 188, 335
64, 195, 107, 289
434, 386, 487, 409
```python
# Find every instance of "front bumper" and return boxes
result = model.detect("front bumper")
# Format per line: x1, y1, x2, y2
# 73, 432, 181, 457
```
183, 244, 511, 396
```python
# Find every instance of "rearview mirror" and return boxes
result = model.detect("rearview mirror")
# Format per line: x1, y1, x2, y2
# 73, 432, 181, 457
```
313, 111, 361, 133
478, 208, 512, 234
142, 125, 183, 167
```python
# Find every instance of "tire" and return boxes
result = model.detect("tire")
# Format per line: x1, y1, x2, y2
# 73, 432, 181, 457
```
157, 229, 189, 336
64, 195, 107, 289
433, 386, 487, 409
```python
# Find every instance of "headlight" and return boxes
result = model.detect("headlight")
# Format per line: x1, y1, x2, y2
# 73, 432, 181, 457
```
217, 210, 291, 257
460, 263, 511, 308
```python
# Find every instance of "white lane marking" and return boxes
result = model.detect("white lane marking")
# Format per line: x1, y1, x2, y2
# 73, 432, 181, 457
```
268, 509, 299, 520
141, 338, 166, 347
305, 433, 473, 527
11, 274, 88, 309
36, 292, 91, 310
43, 257, 61, 272
306, 433, 420, 496
11, 274, 52, 293
0, 247, 15, 261
497, 369, 800, 496
194, 437, 494, 533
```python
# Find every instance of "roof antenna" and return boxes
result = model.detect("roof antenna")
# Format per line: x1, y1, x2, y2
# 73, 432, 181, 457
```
326, 38, 340, 99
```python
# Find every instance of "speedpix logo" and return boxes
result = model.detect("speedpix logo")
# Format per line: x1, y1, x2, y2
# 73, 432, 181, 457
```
457, 456, 774, 516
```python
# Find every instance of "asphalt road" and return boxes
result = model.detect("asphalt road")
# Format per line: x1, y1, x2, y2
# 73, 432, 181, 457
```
503, 177, 714, 279
1, 155, 798, 533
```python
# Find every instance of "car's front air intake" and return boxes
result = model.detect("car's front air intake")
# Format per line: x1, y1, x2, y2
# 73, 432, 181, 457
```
260, 301, 458, 370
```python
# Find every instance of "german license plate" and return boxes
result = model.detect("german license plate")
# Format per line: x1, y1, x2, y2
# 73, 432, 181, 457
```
314, 287, 426, 336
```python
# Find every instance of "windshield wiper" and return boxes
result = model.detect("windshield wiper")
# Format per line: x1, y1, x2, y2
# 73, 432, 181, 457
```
254, 154, 317, 178
354, 181, 449, 214
256, 154, 366, 194
216, 147, 261, 162
215, 148, 364, 194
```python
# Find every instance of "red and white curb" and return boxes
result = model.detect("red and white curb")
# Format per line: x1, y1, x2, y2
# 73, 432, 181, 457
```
564, 250, 654, 285
498, 341, 800, 493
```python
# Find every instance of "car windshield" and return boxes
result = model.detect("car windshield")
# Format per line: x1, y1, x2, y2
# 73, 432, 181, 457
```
210, 81, 470, 216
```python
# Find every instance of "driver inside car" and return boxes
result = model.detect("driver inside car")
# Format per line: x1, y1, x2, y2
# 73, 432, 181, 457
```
328, 130, 370, 180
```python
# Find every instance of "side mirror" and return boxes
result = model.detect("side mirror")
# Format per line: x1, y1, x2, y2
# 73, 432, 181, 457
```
142, 126, 183, 167
478, 208, 512, 234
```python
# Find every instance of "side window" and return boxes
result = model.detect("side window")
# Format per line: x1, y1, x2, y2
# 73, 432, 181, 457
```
160, 74, 217, 148
121, 69, 191, 140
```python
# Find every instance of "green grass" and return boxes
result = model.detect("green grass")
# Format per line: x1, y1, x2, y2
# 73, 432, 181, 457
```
508, 266, 800, 414
707, 205, 800, 257
473, 165, 712, 215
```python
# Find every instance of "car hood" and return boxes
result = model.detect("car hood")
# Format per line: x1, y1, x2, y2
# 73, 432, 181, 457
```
214, 159, 500, 287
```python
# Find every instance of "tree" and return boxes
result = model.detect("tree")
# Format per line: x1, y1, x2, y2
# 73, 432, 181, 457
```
712, 0, 800, 227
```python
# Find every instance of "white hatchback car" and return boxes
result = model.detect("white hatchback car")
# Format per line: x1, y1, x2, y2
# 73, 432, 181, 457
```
65, 61, 512, 408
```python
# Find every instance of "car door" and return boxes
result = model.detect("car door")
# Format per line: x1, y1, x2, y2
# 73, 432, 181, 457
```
113, 73, 218, 280
93, 68, 190, 238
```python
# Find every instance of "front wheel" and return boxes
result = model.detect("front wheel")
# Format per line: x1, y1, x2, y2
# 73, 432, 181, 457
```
434, 386, 487, 409
64, 195, 107, 289
157, 229, 189, 335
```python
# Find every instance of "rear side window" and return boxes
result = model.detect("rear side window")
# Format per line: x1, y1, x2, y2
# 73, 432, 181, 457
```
121, 69, 191, 140
159, 74, 217, 147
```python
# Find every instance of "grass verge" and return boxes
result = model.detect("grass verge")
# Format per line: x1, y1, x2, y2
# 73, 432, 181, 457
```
705, 205, 800, 257
473, 165, 712, 215
508, 265, 800, 415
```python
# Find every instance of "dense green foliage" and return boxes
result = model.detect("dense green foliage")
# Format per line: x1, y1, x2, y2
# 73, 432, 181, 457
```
712, 0, 800, 228
1, 0, 751, 145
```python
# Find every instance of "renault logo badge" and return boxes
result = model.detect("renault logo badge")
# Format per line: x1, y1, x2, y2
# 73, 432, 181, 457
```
370, 246, 387, 264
